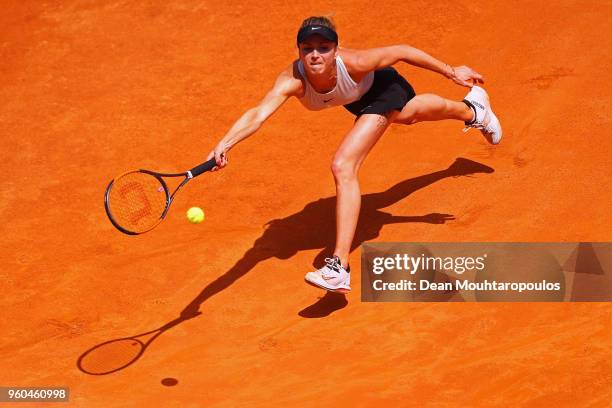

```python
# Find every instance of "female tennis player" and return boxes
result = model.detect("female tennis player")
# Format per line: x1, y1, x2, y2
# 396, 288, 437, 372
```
206, 16, 502, 293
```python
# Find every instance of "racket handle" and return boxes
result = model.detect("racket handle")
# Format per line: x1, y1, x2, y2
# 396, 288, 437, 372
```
189, 158, 217, 178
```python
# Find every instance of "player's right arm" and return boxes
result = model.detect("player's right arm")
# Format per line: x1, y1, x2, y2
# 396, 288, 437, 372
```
206, 65, 302, 170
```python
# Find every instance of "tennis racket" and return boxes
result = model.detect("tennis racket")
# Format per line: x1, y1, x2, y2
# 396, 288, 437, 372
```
104, 158, 217, 235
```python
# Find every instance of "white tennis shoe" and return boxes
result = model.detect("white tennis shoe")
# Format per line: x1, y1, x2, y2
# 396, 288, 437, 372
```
305, 256, 351, 293
463, 86, 502, 145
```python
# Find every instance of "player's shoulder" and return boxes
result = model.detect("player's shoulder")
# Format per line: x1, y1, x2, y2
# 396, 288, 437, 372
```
338, 47, 360, 66
273, 61, 304, 97
339, 47, 377, 78
339, 47, 375, 71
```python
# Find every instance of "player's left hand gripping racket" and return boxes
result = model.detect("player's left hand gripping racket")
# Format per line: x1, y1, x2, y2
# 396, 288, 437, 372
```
104, 158, 217, 235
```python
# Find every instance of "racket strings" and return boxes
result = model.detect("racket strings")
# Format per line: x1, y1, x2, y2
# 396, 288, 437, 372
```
108, 172, 168, 233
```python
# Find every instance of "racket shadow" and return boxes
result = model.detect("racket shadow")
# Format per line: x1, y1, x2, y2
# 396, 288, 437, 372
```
78, 157, 493, 375
77, 317, 186, 375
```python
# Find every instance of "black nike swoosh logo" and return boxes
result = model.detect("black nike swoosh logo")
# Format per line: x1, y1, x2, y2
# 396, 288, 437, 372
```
324, 98, 334, 103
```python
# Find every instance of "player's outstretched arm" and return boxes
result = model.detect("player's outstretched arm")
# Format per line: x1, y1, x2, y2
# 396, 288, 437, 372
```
206, 66, 301, 170
347, 45, 484, 88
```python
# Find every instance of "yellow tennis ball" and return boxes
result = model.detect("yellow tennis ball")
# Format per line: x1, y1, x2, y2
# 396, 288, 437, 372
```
186, 207, 205, 224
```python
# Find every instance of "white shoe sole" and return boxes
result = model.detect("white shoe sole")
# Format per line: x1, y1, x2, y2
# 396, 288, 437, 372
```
488, 109, 502, 144
304, 273, 351, 294
466, 86, 502, 145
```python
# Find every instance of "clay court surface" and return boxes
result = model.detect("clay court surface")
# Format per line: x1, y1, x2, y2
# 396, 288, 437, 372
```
1, 1, 611, 406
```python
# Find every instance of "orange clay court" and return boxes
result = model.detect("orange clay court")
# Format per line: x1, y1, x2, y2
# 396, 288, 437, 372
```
1, 1, 611, 407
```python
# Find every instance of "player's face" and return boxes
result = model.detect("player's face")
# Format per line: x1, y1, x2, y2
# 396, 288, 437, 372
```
298, 36, 337, 76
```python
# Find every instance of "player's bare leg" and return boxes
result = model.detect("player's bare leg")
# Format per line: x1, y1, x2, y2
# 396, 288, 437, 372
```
395, 89, 502, 144
333, 112, 397, 266
394, 93, 473, 124
305, 112, 397, 293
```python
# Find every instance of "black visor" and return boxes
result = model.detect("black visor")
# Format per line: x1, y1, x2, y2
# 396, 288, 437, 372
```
296, 25, 338, 47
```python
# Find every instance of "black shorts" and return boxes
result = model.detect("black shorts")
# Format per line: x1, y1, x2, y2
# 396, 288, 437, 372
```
344, 67, 416, 116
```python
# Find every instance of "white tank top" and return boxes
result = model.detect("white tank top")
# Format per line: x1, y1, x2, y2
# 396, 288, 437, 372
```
297, 56, 374, 111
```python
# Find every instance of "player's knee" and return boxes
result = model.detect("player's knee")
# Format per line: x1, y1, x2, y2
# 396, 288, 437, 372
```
403, 111, 420, 125
396, 99, 424, 125
397, 107, 420, 125
331, 156, 356, 182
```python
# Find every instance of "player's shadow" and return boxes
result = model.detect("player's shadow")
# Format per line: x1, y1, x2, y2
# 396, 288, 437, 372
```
77, 157, 494, 376
180, 157, 494, 320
